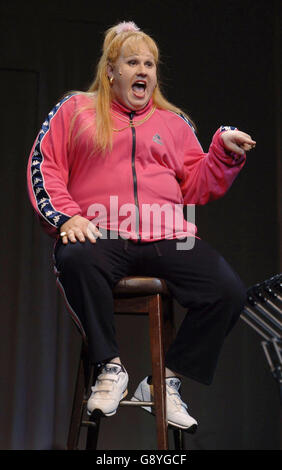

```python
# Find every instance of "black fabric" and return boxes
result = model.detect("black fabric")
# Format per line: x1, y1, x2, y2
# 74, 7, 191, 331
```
54, 231, 246, 385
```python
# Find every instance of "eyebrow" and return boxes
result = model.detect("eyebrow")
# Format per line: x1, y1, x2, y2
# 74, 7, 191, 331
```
124, 53, 155, 61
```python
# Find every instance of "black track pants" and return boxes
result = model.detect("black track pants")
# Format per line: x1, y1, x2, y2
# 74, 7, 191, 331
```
53, 231, 246, 385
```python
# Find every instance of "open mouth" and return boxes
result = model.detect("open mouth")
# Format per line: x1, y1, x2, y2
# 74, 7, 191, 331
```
132, 80, 147, 97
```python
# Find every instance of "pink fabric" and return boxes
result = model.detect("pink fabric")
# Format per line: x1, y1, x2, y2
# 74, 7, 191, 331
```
27, 93, 246, 241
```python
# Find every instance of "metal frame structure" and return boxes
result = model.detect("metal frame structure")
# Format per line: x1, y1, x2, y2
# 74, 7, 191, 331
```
240, 274, 282, 405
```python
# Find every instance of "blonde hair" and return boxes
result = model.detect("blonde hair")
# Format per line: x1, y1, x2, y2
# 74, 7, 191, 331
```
68, 22, 195, 153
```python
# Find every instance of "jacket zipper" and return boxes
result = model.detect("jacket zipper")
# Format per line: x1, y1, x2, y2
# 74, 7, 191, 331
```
129, 111, 141, 241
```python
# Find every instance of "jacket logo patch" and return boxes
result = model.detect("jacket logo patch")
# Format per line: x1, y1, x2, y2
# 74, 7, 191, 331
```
153, 133, 163, 145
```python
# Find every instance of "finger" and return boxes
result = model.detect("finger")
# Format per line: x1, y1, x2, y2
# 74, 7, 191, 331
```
87, 222, 103, 240
72, 228, 85, 243
85, 225, 97, 243
237, 138, 256, 151
59, 231, 69, 245
62, 235, 68, 245
242, 143, 252, 151
229, 135, 256, 154
236, 133, 256, 146
241, 142, 255, 152
240, 137, 256, 146
227, 142, 245, 155
67, 229, 77, 243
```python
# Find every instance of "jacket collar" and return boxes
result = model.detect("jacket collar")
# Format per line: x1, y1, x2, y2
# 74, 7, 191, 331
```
111, 98, 153, 117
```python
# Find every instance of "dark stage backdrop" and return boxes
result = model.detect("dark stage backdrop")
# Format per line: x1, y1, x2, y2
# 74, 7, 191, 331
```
1, 0, 281, 450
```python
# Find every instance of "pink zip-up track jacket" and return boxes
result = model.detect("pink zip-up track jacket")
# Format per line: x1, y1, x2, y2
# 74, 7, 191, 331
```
27, 92, 246, 241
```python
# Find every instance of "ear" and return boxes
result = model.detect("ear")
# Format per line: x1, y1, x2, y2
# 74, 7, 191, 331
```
107, 63, 114, 80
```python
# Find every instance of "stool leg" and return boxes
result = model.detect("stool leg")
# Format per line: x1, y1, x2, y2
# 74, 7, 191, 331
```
67, 351, 85, 449
148, 294, 169, 450
173, 429, 185, 450
163, 297, 175, 352
86, 415, 101, 449
163, 298, 186, 450
85, 365, 101, 450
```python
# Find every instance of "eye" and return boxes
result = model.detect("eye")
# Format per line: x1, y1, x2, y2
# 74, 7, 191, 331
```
128, 59, 137, 66
146, 61, 154, 67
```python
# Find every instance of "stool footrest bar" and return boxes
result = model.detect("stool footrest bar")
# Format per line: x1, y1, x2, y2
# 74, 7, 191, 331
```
82, 420, 99, 428
120, 400, 154, 406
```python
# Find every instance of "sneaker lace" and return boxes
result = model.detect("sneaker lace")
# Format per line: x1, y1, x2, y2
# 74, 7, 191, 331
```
167, 378, 188, 411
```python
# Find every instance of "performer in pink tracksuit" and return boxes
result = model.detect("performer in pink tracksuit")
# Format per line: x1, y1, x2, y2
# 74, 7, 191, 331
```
27, 21, 256, 431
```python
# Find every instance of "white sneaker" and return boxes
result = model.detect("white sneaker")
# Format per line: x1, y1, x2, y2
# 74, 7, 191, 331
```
131, 376, 198, 432
87, 362, 128, 417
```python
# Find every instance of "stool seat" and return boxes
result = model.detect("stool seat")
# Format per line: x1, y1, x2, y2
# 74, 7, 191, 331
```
113, 276, 170, 296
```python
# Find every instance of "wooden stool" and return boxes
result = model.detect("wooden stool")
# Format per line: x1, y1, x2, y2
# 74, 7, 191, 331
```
67, 276, 185, 450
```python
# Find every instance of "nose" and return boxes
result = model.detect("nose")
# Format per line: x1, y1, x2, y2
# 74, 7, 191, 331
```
136, 62, 147, 76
